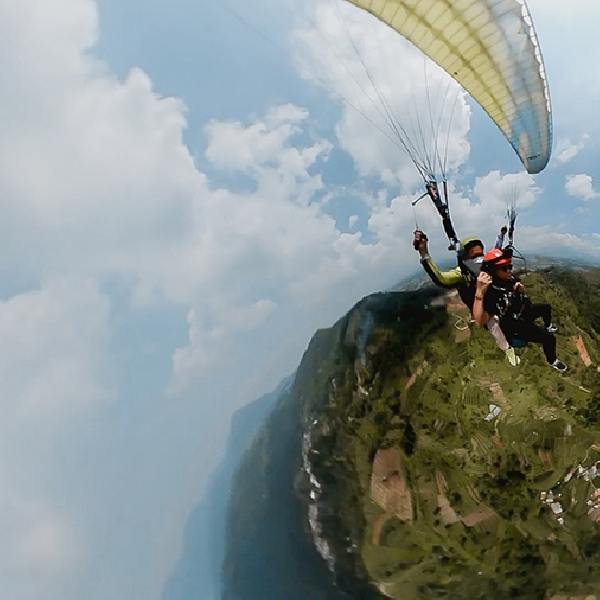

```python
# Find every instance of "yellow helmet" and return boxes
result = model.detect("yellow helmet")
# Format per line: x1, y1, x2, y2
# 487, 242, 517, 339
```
459, 237, 484, 257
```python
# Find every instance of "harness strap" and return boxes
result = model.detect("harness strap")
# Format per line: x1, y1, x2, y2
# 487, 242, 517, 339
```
507, 207, 517, 247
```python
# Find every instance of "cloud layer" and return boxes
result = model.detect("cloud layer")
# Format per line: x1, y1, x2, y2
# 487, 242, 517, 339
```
1, 0, 599, 598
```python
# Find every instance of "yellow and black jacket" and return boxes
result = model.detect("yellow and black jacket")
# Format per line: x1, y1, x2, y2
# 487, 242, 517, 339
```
420, 254, 476, 311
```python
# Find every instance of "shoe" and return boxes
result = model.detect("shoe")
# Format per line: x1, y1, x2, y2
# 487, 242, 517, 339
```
505, 347, 520, 366
551, 359, 567, 373
546, 324, 558, 333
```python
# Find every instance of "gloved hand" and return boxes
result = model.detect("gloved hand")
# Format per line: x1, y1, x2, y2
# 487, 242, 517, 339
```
413, 229, 428, 254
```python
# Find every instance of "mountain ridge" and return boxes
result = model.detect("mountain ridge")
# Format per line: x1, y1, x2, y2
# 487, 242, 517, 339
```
224, 263, 600, 598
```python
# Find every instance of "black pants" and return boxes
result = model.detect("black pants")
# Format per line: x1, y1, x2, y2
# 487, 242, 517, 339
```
509, 321, 556, 364
524, 302, 552, 328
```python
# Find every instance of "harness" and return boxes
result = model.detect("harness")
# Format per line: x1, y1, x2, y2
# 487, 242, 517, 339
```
489, 280, 532, 347
491, 285, 528, 319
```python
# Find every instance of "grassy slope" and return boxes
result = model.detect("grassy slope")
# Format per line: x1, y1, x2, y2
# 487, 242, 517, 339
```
224, 268, 600, 600
305, 269, 600, 599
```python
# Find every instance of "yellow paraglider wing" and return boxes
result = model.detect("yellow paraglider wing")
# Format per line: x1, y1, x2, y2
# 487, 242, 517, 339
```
343, 0, 552, 174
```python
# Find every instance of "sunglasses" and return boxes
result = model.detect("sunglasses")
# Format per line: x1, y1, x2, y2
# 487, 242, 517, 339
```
497, 264, 513, 272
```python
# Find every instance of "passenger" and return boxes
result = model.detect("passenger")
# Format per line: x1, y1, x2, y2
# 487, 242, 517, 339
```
473, 249, 566, 372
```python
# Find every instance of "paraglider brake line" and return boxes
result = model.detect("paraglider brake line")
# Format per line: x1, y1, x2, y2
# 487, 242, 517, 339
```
411, 192, 429, 207
412, 182, 460, 252
506, 244, 528, 274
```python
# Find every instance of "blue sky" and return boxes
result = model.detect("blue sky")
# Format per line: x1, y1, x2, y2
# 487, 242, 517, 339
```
0, 1, 599, 599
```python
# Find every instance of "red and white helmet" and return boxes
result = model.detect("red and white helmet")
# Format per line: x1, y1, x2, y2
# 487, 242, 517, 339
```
483, 248, 512, 267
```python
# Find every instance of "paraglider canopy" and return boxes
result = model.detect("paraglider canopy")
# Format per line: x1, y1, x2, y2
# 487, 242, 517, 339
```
342, 0, 552, 174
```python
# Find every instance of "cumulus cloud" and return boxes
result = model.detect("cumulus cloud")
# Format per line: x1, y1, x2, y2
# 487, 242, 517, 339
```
2, 499, 82, 581
1, 0, 600, 598
0, 279, 111, 599
170, 298, 276, 390
474, 170, 539, 211
553, 135, 589, 164
0, 479, 84, 600
0, 279, 114, 420
0, 2, 199, 282
515, 226, 600, 257
0, 0, 316, 393
565, 174, 600, 201
205, 104, 316, 174
291, 0, 471, 187
0, 1, 205, 597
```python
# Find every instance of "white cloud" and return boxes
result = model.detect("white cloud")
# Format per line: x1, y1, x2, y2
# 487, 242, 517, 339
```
565, 174, 600, 201
205, 104, 314, 173
0, 279, 114, 420
0, 1, 210, 597
5, 502, 82, 581
1, 0, 600, 598
553, 135, 589, 164
170, 298, 276, 390
0, 482, 83, 600
515, 226, 600, 257
473, 170, 539, 211
292, 0, 471, 186
0, 279, 110, 599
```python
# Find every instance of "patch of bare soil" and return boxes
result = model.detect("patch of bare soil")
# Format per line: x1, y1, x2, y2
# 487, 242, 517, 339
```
573, 335, 592, 367
370, 448, 412, 524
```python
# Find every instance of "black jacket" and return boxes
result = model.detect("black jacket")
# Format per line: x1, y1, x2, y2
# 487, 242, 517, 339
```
483, 275, 530, 333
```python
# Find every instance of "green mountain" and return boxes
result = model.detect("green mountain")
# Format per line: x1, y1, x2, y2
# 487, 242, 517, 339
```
224, 266, 600, 599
